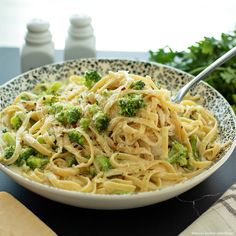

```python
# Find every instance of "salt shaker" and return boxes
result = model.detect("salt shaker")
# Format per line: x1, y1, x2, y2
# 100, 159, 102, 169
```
20, 19, 54, 72
64, 14, 96, 60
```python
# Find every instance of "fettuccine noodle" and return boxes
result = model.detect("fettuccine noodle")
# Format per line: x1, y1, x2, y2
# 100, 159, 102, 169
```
0, 71, 227, 194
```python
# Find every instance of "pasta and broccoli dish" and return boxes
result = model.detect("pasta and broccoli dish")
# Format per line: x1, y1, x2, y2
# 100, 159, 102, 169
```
0, 71, 226, 194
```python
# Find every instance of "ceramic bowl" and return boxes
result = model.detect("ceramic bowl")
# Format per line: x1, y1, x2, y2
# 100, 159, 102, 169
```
0, 59, 235, 209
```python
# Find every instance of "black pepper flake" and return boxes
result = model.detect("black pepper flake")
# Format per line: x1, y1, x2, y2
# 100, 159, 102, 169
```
43, 97, 46, 101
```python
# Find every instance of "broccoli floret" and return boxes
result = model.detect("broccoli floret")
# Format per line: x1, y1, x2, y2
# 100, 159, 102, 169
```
88, 104, 101, 115
79, 118, 90, 130
168, 140, 188, 167
55, 112, 65, 123
15, 147, 36, 166
3, 146, 15, 159
55, 105, 82, 125
84, 71, 102, 88
26, 155, 49, 170
14, 147, 48, 169
49, 103, 64, 114
33, 83, 47, 94
33, 81, 62, 95
66, 107, 82, 124
47, 81, 62, 94
190, 136, 201, 161
2, 133, 16, 159
88, 104, 109, 132
95, 155, 111, 172
118, 93, 145, 117
2, 132, 16, 146
10, 114, 22, 130
131, 80, 145, 90
68, 130, 84, 145
65, 156, 77, 167
93, 112, 109, 132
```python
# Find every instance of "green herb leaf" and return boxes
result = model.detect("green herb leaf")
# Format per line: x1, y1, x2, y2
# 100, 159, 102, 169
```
149, 31, 236, 112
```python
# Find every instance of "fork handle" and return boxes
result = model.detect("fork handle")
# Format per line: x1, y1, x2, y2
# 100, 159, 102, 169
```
172, 46, 236, 103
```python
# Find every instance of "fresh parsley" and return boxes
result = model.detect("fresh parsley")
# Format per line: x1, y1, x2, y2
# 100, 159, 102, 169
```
149, 31, 236, 112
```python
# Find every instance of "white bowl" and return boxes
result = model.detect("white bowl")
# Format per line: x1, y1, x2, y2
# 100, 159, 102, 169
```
0, 59, 235, 209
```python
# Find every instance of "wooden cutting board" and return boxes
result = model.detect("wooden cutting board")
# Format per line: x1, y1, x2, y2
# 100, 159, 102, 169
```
0, 192, 57, 236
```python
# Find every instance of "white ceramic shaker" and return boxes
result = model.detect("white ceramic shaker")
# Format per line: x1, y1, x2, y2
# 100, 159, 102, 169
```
64, 14, 96, 60
20, 19, 54, 72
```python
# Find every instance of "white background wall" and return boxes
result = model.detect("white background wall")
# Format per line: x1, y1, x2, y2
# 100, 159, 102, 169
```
0, 0, 236, 51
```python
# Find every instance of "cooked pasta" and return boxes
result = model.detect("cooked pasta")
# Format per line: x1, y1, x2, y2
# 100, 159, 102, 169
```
0, 71, 227, 194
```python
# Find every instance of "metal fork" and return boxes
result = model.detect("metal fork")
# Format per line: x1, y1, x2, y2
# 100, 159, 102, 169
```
171, 46, 236, 103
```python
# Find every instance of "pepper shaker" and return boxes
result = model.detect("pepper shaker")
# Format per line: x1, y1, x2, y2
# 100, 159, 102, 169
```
64, 14, 96, 60
20, 19, 54, 72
